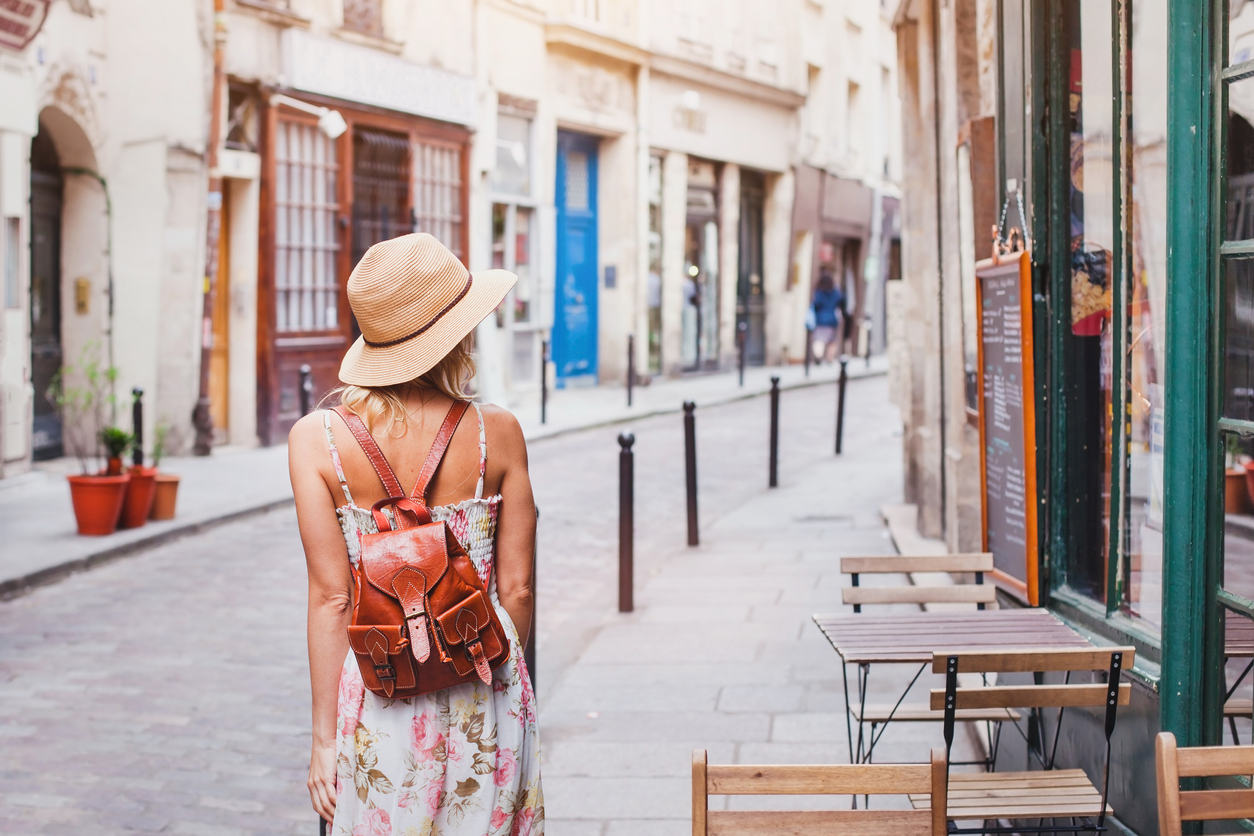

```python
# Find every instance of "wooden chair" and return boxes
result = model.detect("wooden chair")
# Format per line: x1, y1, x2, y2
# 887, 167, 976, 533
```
907, 646, 1135, 834
693, 749, 948, 835
840, 553, 1014, 764
841, 553, 998, 612
1157, 731, 1254, 836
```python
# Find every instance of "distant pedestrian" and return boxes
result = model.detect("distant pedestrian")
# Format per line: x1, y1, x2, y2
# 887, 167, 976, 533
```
811, 270, 845, 363
288, 234, 543, 835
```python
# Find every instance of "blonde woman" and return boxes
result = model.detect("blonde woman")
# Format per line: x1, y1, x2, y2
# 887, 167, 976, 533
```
288, 234, 543, 835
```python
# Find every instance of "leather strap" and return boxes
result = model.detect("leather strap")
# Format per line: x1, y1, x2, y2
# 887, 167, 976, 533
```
333, 406, 405, 498
333, 400, 470, 509
391, 566, 432, 664
410, 401, 470, 504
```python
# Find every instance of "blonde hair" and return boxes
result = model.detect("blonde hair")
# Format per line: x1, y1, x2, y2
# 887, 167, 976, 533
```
331, 333, 477, 436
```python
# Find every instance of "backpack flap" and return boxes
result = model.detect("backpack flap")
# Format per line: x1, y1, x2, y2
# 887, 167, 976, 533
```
347, 625, 415, 698
435, 589, 506, 685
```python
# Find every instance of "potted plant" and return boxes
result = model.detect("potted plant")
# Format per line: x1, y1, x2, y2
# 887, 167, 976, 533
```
48, 346, 131, 536
149, 422, 181, 521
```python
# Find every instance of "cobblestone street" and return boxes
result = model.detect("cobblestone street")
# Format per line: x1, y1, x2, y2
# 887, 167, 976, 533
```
0, 376, 966, 835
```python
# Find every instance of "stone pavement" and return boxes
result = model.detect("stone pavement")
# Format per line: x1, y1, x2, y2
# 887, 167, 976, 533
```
0, 357, 883, 601
0, 370, 967, 835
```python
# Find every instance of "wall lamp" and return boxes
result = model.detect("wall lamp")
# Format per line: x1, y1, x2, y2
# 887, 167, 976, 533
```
269, 93, 348, 139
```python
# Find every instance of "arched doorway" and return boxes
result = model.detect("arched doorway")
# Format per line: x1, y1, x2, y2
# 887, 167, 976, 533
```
29, 124, 62, 460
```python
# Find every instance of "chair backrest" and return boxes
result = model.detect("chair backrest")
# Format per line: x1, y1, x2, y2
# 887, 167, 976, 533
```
930, 646, 1134, 826
841, 554, 996, 612
1157, 731, 1254, 836
692, 749, 948, 836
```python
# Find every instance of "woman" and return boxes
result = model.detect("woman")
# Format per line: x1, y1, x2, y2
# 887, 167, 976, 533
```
288, 233, 543, 835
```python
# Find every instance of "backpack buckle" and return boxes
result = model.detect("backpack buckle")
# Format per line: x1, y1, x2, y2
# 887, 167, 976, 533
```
374, 663, 396, 682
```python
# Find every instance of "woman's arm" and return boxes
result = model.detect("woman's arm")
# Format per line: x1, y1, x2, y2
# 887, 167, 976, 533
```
487, 410, 537, 648
288, 414, 354, 822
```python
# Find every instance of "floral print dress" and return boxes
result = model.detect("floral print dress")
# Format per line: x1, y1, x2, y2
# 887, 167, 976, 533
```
322, 406, 543, 836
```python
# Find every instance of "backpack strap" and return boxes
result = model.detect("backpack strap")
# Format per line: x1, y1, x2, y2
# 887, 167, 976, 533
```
333, 405, 405, 499
410, 400, 471, 505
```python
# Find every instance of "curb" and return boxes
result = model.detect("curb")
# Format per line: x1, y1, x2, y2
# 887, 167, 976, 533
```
0, 498, 294, 602
526, 365, 886, 445
1, 367, 887, 602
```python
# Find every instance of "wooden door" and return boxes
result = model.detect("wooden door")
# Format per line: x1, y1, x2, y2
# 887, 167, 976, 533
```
29, 126, 62, 460
209, 188, 230, 438
554, 131, 599, 383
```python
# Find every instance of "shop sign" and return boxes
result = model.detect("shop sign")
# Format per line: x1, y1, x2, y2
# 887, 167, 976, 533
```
0, 0, 49, 52
281, 30, 476, 128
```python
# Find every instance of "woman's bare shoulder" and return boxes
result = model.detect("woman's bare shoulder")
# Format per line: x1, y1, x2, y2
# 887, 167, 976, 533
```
288, 410, 330, 468
477, 403, 527, 460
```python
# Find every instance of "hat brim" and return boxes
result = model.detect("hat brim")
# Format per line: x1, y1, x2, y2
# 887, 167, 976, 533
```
338, 268, 517, 387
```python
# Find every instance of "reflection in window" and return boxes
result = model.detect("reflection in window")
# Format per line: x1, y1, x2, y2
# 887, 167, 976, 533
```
1120, 0, 1168, 629
514, 209, 533, 325
1062, 0, 1116, 603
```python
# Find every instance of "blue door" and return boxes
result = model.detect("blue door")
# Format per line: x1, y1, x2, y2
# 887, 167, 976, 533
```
554, 132, 598, 384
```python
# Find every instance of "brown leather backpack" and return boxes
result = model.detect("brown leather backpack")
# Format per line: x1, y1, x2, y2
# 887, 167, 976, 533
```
334, 401, 509, 700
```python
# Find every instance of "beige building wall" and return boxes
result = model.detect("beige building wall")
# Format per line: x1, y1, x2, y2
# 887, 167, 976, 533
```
0, 0, 210, 474
891, 0, 997, 550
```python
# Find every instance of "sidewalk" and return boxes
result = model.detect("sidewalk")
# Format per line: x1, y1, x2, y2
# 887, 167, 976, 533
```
536, 373, 979, 833
0, 357, 884, 598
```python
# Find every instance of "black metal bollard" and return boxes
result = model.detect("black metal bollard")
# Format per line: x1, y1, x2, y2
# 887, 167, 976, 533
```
299, 364, 314, 417
627, 334, 635, 407
131, 387, 144, 467
540, 339, 549, 425
737, 321, 747, 386
804, 327, 813, 377
683, 401, 698, 546
836, 355, 849, 454
618, 432, 635, 612
768, 376, 780, 488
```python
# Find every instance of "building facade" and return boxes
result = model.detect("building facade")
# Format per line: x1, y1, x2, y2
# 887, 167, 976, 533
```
0, 0, 211, 476
0, 0, 901, 472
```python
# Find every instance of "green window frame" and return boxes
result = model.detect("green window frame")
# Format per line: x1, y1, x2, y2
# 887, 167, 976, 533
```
1031, 0, 1168, 666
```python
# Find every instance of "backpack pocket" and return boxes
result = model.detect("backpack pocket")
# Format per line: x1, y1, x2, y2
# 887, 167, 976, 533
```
348, 624, 416, 698
434, 590, 507, 684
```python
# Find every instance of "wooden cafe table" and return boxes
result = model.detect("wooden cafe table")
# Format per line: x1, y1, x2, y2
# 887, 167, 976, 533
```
812, 608, 1092, 764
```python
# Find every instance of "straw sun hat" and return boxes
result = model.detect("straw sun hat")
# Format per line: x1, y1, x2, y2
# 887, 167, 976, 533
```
338, 233, 516, 387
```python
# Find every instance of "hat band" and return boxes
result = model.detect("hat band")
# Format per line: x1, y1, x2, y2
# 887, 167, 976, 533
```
361, 272, 474, 349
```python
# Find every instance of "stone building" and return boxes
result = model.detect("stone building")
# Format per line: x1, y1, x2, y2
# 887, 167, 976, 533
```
0, 0, 211, 475
0, 0, 902, 469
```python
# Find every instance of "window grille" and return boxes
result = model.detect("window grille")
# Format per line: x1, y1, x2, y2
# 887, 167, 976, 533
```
275, 118, 340, 333
343, 0, 383, 37
411, 140, 464, 260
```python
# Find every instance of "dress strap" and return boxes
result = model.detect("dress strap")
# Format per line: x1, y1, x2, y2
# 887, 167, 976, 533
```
321, 410, 357, 507
472, 402, 486, 500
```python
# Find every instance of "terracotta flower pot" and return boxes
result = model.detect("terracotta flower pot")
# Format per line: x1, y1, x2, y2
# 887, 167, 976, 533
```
67, 473, 131, 536
119, 466, 158, 529
1243, 463, 1254, 515
149, 472, 181, 521
105, 456, 124, 476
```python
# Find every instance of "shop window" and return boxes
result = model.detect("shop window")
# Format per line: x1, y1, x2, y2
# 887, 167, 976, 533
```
1047, 0, 1168, 633
275, 118, 340, 333
352, 128, 410, 268
491, 114, 532, 197
411, 139, 464, 261
343, 0, 383, 38
647, 154, 664, 375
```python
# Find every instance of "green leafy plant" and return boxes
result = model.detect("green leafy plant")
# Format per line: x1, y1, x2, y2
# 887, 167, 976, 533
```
152, 422, 169, 469
1228, 434, 1246, 470
45, 342, 119, 475
100, 426, 132, 459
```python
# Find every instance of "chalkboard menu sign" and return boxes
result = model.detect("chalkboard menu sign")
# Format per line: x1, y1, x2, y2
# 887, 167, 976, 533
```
976, 251, 1039, 605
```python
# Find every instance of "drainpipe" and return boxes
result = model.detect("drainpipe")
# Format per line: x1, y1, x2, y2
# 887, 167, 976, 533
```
192, 0, 227, 455
931, 0, 948, 537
